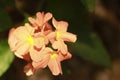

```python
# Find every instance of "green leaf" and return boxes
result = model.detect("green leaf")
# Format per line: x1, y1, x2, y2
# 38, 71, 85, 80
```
0, 40, 14, 76
0, 8, 12, 31
81, 0, 96, 12
69, 33, 111, 67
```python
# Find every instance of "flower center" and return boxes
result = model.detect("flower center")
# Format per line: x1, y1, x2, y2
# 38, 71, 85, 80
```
56, 31, 61, 39
50, 52, 58, 59
27, 36, 34, 46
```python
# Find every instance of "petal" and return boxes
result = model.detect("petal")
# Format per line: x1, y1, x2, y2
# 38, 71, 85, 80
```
52, 18, 68, 32
59, 52, 72, 61
34, 37, 44, 49
47, 32, 56, 41
36, 12, 43, 26
24, 63, 34, 76
52, 41, 58, 49
29, 47, 43, 62
14, 26, 30, 40
30, 47, 52, 62
48, 57, 62, 75
28, 17, 35, 23
14, 41, 30, 59
61, 32, 77, 42
25, 23, 35, 34
44, 12, 52, 23
52, 40, 68, 55
28, 17, 38, 27
32, 56, 50, 69
8, 28, 18, 51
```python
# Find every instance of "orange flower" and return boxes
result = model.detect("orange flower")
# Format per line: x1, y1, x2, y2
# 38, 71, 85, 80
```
48, 51, 72, 75
31, 48, 72, 75
48, 18, 77, 55
8, 11, 77, 76
8, 23, 35, 59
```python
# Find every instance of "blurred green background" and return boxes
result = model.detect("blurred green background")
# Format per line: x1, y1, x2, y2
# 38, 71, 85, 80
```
0, 0, 120, 80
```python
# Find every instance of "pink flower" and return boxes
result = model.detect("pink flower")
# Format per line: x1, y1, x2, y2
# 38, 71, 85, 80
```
8, 23, 35, 59
48, 18, 77, 55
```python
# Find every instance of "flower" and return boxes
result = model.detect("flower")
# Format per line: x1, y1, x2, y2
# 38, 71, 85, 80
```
28, 12, 52, 29
33, 24, 52, 50
31, 48, 72, 75
8, 23, 35, 59
48, 18, 77, 55
28, 12, 53, 48
8, 11, 77, 76
48, 51, 72, 75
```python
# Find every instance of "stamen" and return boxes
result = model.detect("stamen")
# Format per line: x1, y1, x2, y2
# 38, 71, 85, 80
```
51, 52, 58, 59
56, 31, 61, 39
27, 36, 34, 45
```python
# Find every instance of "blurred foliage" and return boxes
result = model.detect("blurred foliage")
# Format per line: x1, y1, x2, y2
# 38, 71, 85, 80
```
0, 0, 112, 78
0, 8, 12, 31
0, 0, 15, 8
81, 0, 97, 12
0, 40, 14, 76
0, 0, 15, 77
69, 33, 111, 67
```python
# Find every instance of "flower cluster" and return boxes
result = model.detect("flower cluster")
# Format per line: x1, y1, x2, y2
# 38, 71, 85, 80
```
8, 12, 77, 76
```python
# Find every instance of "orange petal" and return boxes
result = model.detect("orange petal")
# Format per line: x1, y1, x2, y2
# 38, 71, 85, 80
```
48, 57, 62, 75
8, 28, 18, 51
47, 32, 56, 40
30, 47, 52, 62
28, 17, 35, 23
36, 12, 44, 26
14, 26, 30, 40
29, 47, 43, 62
24, 63, 34, 76
52, 18, 68, 32
32, 56, 50, 69
44, 12, 52, 23
61, 32, 77, 42
34, 37, 44, 49
25, 23, 35, 34
14, 42, 30, 58
59, 52, 72, 61
52, 40, 68, 55
28, 17, 38, 27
